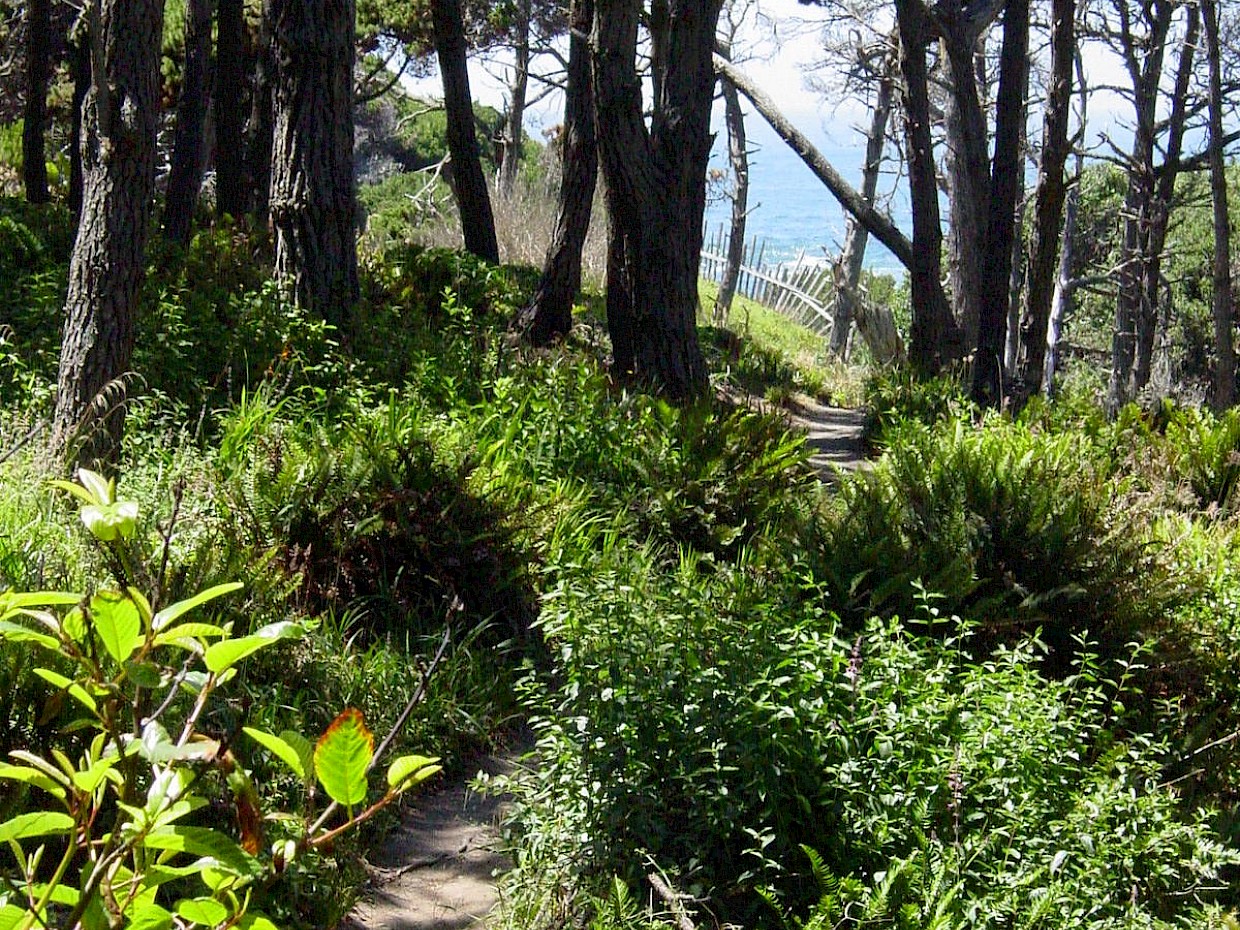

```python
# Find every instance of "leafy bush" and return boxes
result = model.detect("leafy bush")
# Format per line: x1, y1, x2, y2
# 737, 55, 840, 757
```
863, 369, 972, 447
813, 417, 1181, 658
0, 471, 441, 930
502, 539, 1236, 928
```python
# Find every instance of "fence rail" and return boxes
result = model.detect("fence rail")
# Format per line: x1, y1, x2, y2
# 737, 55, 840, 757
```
699, 225, 836, 337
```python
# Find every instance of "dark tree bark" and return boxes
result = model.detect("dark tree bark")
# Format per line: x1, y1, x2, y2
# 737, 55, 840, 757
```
163, 0, 212, 246
22, 0, 52, 204
246, 0, 276, 222
593, 0, 720, 398
498, 0, 532, 196
52, 0, 165, 467
269, 0, 360, 327
516, 0, 597, 345
712, 40, 749, 326
215, 0, 247, 219
971, 0, 1029, 407
1015, 0, 1074, 398
433, 0, 500, 263
831, 42, 896, 358
1105, 0, 1177, 413
68, 24, 90, 225
1129, 6, 1197, 396
938, 4, 998, 349
894, 0, 965, 375
1204, 0, 1234, 410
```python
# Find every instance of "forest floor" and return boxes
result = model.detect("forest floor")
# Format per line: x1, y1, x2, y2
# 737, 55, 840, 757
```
342, 400, 869, 930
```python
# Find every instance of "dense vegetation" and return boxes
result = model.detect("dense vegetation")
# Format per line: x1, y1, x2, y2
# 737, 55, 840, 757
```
2, 190, 1240, 928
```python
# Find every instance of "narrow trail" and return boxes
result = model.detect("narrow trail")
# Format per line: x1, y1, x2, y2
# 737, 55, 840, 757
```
343, 399, 869, 930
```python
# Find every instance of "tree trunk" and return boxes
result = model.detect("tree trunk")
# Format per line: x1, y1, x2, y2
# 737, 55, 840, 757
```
269, 0, 360, 327
971, 0, 1029, 408
1016, 0, 1074, 398
894, 0, 964, 375
831, 46, 895, 358
594, 0, 718, 398
246, 0, 276, 222
1130, 6, 1197, 396
22, 0, 52, 204
68, 24, 90, 226
941, 24, 991, 349
712, 41, 749, 326
1106, 0, 1173, 414
433, 0, 500, 263
163, 0, 212, 246
215, 0, 247, 219
498, 0, 531, 197
1204, 0, 1234, 410
516, 0, 597, 345
52, 0, 165, 467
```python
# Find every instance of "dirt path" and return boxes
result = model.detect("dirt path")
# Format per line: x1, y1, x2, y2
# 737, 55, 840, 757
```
783, 394, 869, 478
342, 753, 516, 930
343, 400, 868, 930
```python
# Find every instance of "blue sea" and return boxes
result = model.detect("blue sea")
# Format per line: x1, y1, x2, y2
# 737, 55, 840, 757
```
703, 117, 911, 278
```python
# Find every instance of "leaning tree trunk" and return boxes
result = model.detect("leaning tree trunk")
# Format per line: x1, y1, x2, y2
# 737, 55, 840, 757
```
215, 0, 247, 220
593, 0, 719, 398
163, 0, 212, 246
52, 0, 165, 467
894, 0, 965, 375
1015, 0, 1074, 398
712, 40, 749, 326
971, 0, 1029, 408
831, 45, 895, 358
432, 0, 500, 263
516, 0, 597, 345
1204, 0, 1234, 410
270, 0, 360, 327
22, 0, 52, 204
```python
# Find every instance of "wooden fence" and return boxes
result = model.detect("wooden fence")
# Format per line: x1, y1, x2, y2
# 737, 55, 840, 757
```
699, 225, 836, 337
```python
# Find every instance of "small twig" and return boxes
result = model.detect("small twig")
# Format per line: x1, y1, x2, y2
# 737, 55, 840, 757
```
647, 872, 698, 930
0, 418, 45, 466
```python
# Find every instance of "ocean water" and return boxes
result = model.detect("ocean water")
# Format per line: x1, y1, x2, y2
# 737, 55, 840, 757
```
703, 118, 911, 278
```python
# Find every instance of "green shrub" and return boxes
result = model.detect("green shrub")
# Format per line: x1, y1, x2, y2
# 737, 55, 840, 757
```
501, 540, 1236, 928
814, 417, 1180, 657
863, 369, 972, 447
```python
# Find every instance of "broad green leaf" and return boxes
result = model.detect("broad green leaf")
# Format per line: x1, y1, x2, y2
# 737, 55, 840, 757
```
91, 591, 142, 664
243, 727, 305, 780
314, 708, 374, 808
387, 754, 442, 793
0, 761, 67, 800
204, 621, 304, 673
126, 661, 162, 689
127, 587, 153, 626
121, 902, 172, 930
33, 668, 97, 712
0, 620, 59, 650
0, 591, 81, 610
81, 500, 139, 542
153, 582, 243, 631
281, 731, 315, 783
153, 622, 227, 650
72, 756, 118, 793
237, 915, 280, 930
0, 904, 32, 930
175, 897, 229, 926
0, 811, 74, 842
8, 751, 72, 790
49, 476, 96, 505
141, 826, 261, 878
77, 468, 114, 503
